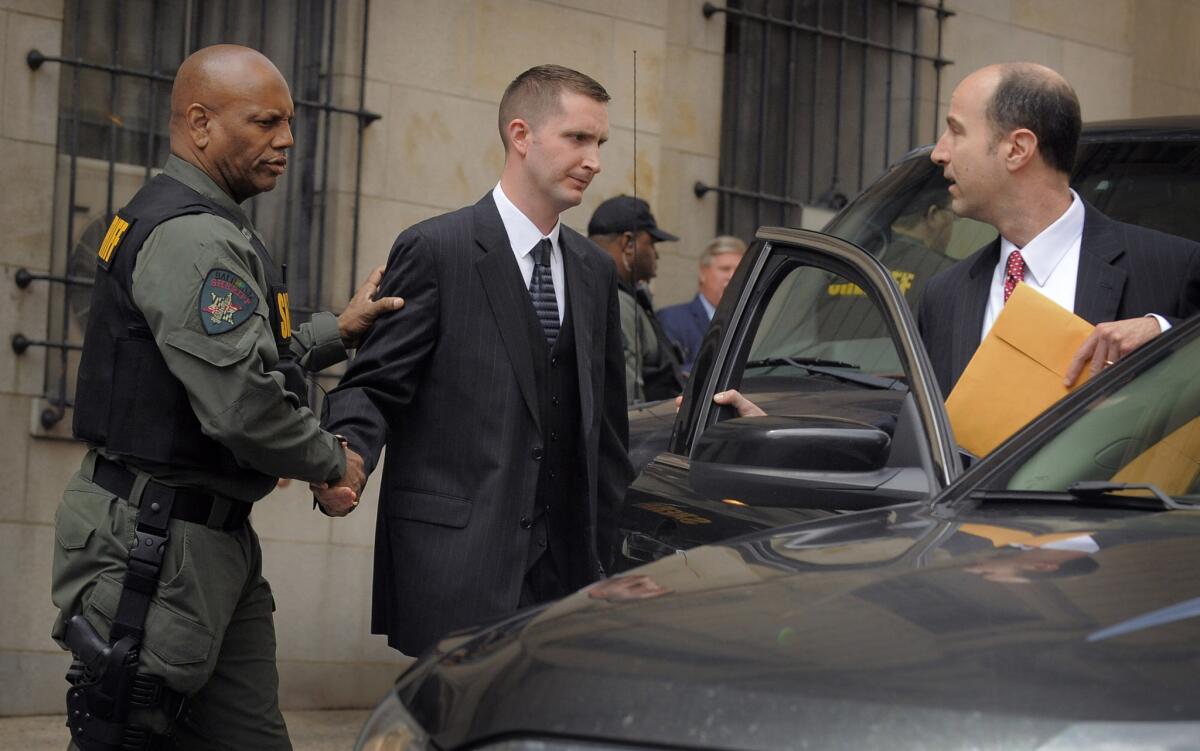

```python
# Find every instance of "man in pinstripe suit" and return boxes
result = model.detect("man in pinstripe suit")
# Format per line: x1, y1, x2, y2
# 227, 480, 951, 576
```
919, 62, 1200, 395
318, 65, 634, 656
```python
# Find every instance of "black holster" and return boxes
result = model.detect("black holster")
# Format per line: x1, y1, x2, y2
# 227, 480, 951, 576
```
63, 481, 183, 751
64, 616, 182, 750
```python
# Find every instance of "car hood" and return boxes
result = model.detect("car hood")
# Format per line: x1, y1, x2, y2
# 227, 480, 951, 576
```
398, 503, 1200, 750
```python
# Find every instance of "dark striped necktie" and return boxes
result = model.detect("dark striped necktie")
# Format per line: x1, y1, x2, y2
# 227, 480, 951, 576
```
529, 238, 559, 348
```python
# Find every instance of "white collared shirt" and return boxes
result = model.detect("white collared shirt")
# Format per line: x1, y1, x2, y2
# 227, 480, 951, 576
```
492, 183, 565, 323
698, 293, 716, 320
981, 189, 1085, 339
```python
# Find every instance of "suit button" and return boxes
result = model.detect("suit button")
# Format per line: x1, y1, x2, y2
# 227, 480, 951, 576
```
537, 538, 547, 548
532, 447, 544, 460
551, 397, 560, 406
551, 356, 558, 367
550, 431, 558, 441
520, 516, 532, 529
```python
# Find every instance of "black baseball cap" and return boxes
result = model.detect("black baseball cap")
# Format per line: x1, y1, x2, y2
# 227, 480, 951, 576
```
587, 195, 679, 242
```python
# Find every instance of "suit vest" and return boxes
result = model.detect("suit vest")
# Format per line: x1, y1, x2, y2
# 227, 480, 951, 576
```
523, 280, 589, 589
73, 173, 306, 472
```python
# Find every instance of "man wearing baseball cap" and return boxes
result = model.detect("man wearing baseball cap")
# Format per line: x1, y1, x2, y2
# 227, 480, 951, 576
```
588, 195, 684, 403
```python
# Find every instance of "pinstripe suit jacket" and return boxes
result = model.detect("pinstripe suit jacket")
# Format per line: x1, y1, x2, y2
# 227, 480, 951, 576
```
918, 200, 1200, 395
322, 193, 633, 655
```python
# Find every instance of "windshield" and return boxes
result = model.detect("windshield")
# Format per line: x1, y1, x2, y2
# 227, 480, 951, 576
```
823, 138, 1200, 318
988, 332, 1200, 499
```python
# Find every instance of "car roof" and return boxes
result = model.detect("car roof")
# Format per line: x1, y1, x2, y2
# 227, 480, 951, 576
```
895, 115, 1200, 164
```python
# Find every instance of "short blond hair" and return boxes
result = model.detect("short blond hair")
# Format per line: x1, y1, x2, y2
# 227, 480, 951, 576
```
699, 235, 746, 266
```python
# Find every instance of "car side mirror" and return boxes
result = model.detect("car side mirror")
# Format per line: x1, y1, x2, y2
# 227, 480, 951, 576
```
688, 415, 924, 510
693, 415, 892, 472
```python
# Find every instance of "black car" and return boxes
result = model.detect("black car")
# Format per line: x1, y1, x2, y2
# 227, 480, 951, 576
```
617, 117, 1200, 569
355, 310, 1200, 751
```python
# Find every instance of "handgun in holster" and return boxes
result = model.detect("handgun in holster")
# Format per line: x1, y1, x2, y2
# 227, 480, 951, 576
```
63, 614, 181, 751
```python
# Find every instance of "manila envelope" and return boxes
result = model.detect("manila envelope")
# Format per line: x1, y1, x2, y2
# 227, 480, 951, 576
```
946, 283, 1094, 456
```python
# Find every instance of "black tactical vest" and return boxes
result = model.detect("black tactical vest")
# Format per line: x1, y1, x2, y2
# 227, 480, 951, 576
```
73, 173, 307, 471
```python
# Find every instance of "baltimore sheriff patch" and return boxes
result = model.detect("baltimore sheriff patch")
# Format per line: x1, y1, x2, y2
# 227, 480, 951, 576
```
199, 268, 258, 335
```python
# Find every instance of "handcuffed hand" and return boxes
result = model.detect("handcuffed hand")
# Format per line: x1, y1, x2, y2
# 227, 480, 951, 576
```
311, 444, 366, 517
337, 265, 404, 349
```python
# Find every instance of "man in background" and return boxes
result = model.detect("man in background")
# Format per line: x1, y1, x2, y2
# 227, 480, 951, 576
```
658, 235, 746, 372
588, 195, 684, 403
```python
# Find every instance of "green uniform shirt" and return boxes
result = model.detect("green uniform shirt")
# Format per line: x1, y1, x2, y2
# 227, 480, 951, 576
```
103, 155, 346, 502
618, 283, 665, 404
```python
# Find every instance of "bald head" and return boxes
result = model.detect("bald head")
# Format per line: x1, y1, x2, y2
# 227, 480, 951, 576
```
170, 45, 295, 202
976, 62, 1081, 174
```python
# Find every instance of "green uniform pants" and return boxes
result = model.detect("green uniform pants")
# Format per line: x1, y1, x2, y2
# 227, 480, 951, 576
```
50, 453, 290, 750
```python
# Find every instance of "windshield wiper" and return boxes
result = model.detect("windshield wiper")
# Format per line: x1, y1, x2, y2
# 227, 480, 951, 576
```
746, 356, 861, 370
745, 356, 907, 391
1066, 481, 1197, 510
970, 481, 1196, 511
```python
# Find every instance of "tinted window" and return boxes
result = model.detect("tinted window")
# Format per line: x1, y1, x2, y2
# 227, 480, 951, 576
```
747, 263, 903, 380
994, 333, 1200, 498
1074, 139, 1200, 243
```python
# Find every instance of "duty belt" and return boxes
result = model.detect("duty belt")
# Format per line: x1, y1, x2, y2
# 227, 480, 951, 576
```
93, 456, 252, 531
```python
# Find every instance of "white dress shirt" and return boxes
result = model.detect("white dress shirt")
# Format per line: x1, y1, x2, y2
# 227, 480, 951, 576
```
981, 189, 1084, 339
698, 293, 716, 320
492, 183, 565, 323
981, 189, 1168, 339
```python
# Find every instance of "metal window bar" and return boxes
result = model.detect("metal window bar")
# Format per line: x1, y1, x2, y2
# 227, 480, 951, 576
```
12, 0, 380, 430
696, 0, 951, 240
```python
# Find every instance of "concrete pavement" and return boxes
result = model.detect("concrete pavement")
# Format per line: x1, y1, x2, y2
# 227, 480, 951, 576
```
0, 709, 371, 750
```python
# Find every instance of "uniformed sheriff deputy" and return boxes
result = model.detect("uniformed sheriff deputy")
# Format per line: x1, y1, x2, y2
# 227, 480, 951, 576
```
49, 45, 401, 750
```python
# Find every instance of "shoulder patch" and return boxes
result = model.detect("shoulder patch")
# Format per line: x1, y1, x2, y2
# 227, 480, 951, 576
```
199, 268, 258, 335
97, 213, 133, 270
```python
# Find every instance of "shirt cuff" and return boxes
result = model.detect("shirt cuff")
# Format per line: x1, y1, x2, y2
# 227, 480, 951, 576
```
304, 311, 349, 371
1147, 313, 1171, 333
324, 432, 348, 484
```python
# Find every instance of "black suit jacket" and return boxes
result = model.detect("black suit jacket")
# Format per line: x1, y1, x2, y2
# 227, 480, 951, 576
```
918, 200, 1200, 394
323, 193, 633, 655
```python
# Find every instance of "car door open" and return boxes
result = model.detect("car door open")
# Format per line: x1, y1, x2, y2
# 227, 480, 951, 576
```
684, 228, 960, 510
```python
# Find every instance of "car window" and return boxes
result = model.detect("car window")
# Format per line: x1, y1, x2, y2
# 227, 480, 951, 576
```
740, 259, 906, 404
1074, 138, 1200, 244
994, 334, 1200, 498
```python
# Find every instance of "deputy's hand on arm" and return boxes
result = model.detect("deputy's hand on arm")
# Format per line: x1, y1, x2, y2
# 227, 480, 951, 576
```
1063, 316, 1162, 386
338, 265, 404, 348
311, 444, 366, 517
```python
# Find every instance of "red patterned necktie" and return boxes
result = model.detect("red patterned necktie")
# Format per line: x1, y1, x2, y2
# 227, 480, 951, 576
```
1003, 249, 1026, 303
